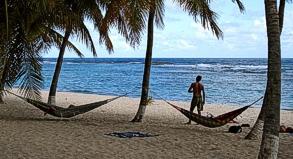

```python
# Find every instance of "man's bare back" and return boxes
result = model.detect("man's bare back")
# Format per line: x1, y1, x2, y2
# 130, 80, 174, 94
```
189, 82, 204, 97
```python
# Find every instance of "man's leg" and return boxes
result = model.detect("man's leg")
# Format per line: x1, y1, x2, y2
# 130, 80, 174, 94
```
185, 98, 195, 124
197, 97, 203, 116
185, 108, 193, 124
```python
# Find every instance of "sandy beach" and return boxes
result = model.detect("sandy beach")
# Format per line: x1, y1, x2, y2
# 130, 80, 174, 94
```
0, 90, 292, 159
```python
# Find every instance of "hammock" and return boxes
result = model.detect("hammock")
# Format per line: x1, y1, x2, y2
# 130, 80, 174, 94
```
7, 90, 135, 118
151, 90, 263, 128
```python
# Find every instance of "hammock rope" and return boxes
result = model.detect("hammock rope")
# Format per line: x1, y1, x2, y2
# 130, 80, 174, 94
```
6, 88, 139, 118
150, 90, 263, 128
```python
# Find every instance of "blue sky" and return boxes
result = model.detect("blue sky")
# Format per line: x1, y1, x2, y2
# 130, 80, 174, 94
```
44, 0, 293, 58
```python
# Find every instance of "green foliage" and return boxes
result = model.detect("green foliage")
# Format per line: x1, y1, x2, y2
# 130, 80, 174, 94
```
0, 0, 115, 99
147, 96, 154, 105
0, 0, 58, 99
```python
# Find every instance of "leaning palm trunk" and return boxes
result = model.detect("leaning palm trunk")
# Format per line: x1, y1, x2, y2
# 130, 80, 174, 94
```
48, 30, 71, 105
0, 85, 5, 103
258, 0, 281, 158
0, 64, 8, 104
132, 8, 155, 122
245, 0, 286, 141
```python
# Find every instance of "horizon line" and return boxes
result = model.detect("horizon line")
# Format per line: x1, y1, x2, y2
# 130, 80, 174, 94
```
42, 57, 293, 59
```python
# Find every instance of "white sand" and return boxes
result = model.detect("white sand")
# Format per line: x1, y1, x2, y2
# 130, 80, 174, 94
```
0, 90, 292, 159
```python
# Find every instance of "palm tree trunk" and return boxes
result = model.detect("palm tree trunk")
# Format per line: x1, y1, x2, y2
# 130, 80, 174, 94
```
258, 0, 281, 158
245, 0, 286, 140
47, 30, 71, 105
131, 7, 155, 122
0, 63, 8, 104
278, 0, 285, 34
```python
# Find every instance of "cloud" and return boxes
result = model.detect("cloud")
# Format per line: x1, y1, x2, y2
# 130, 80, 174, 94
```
254, 19, 262, 26
190, 22, 216, 40
178, 39, 194, 49
43, 0, 293, 58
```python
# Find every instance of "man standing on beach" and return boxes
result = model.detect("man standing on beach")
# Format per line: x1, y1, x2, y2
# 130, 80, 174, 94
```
186, 75, 205, 124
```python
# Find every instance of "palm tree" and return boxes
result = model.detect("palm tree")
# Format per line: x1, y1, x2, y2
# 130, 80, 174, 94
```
47, 0, 153, 105
131, 0, 245, 122
1, 0, 147, 104
47, 0, 152, 105
0, 0, 107, 102
131, 0, 163, 122
47, 0, 113, 105
245, 0, 292, 140
0, 0, 59, 101
258, 0, 281, 158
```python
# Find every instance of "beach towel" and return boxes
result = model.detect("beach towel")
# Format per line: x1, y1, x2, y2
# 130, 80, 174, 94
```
104, 132, 159, 138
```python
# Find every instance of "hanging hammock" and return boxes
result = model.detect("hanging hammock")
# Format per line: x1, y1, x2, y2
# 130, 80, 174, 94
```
151, 90, 263, 128
7, 89, 136, 118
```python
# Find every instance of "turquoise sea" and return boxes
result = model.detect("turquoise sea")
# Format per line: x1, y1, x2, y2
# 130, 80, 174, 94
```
28, 58, 292, 110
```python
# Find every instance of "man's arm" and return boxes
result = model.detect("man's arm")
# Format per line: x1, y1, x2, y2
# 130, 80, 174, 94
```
188, 83, 193, 93
202, 86, 205, 105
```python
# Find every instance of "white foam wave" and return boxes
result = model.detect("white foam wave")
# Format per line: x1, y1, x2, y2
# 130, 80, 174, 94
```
42, 61, 56, 64
129, 62, 143, 64
156, 64, 196, 68
196, 63, 214, 68
237, 65, 267, 69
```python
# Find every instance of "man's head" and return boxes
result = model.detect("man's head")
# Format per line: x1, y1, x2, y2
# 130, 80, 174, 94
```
196, 75, 202, 82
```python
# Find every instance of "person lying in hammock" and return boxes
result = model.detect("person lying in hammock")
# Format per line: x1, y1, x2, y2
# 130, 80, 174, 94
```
280, 125, 293, 133
206, 112, 239, 123
44, 104, 75, 115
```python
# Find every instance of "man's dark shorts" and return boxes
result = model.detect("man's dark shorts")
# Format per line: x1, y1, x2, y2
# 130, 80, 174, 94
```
190, 96, 203, 111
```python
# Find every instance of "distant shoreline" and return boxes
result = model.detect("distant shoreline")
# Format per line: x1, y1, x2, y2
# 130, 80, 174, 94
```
42, 57, 293, 59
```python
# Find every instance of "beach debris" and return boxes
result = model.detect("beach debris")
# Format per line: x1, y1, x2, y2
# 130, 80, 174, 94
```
147, 97, 154, 105
228, 126, 242, 133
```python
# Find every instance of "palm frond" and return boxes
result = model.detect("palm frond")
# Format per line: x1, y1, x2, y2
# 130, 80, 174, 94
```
125, 0, 150, 47
18, 52, 43, 100
66, 41, 84, 58
0, 0, 56, 100
175, 0, 223, 39
71, 20, 97, 57
231, 0, 245, 13
154, 0, 165, 29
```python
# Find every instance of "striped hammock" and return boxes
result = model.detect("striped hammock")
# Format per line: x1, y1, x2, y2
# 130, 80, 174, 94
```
170, 97, 263, 128
149, 90, 263, 128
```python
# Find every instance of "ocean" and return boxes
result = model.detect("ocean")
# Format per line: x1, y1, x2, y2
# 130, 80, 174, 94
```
38, 58, 292, 110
